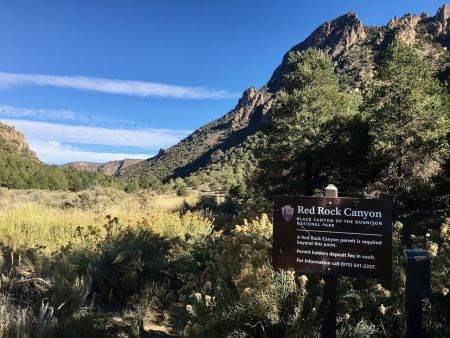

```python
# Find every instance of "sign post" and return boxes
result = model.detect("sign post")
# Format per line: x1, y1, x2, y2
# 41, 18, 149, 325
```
323, 185, 338, 338
404, 249, 430, 338
272, 186, 392, 337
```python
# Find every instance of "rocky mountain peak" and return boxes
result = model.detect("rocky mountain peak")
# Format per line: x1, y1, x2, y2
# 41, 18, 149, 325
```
296, 12, 366, 57
268, 12, 366, 90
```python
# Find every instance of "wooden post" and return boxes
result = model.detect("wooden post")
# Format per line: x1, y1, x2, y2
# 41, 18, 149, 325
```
322, 184, 337, 338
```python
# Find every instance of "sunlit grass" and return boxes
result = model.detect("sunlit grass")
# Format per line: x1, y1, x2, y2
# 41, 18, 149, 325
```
148, 192, 198, 211
0, 188, 201, 252
0, 203, 98, 250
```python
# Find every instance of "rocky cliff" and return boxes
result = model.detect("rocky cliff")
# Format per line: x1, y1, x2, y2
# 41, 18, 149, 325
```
0, 122, 39, 161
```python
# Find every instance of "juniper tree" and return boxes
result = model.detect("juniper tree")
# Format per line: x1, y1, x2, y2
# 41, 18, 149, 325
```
256, 49, 365, 197
364, 40, 450, 205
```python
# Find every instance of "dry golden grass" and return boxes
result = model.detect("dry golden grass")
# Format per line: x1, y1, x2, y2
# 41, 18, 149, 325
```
0, 203, 98, 249
0, 188, 201, 252
148, 192, 198, 211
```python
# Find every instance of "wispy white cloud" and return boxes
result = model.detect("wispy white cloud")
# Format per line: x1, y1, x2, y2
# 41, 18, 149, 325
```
1, 119, 191, 149
28, 140, 151, 165
0, 105, 77, 121
0, 105, 135, 126
0, 72, 236, 99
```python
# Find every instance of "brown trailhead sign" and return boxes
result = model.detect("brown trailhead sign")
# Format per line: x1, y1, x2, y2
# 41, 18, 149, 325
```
273, 196, 392, 280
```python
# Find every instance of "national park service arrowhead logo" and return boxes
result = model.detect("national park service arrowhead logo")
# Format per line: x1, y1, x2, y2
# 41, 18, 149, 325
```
281, 205, 294, 222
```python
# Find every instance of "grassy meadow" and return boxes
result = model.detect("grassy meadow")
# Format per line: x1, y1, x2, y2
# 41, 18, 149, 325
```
0, 188, 198, 251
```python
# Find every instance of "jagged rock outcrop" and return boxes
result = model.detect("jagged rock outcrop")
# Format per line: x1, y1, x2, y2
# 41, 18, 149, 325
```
431, 4, 450, 50
230, 87, 258, 130
230, 87, 274, 130
436, 4, 450, 34
388, 14, 422, 43
0, 122, 39, 161
302, 12, 366, 57
385, 5, 450, 45
268, 13, 366, 90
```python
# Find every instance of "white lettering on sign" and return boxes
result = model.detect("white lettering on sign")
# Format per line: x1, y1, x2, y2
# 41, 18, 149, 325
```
297, 206, 315, 214
343, 208, 382, 219
297, 205, 382, 220
317, 207, 341, 216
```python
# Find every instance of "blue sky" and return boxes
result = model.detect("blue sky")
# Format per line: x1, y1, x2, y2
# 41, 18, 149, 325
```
0, 0, 446, 164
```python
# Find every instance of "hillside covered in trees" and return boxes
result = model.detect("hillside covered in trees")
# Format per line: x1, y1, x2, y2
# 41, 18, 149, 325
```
0, 122, 125, 191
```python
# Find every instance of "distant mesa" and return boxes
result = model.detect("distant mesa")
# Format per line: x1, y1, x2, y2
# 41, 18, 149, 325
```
63, 159, 144, 176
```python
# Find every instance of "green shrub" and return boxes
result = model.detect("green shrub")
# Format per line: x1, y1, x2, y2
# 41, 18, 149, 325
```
177, 185, 189, 197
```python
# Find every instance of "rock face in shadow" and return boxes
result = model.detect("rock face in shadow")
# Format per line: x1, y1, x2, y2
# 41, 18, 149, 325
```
119, 4, 450, 183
